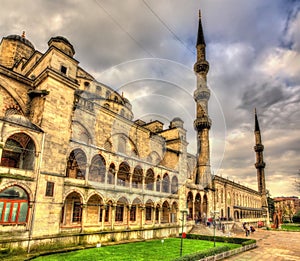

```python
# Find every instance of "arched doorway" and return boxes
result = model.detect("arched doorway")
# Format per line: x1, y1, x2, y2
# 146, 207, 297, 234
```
195, 193, 201, 222
187, 191, 193, 220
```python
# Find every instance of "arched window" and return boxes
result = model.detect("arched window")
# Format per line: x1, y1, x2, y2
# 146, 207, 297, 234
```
104, 141, 112, 151
145, 169, 154, 190
120, 109, 125, 117
66, 149, 87, 179
107, 163, 116, 185
162, 173, 170, 193
117, 162, 130, 186
171, 176, 178, 194
1, 133, 36, 170
88, 154, 106, 183
118, 136, 126, 154
132, 166, 143, 189
156, 175, 161, 192
0, 186, 29, 224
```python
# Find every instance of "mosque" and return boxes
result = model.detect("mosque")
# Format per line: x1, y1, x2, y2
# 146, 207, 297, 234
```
0, 11, 268, 252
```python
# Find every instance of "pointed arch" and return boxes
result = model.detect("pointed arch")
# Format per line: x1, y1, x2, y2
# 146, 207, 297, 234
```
162, 201, 170, 223
132, 165, 143, 189
171, 176, 178, 194
66, 149, 87, 179
162, 173, 170, 193
88, 154, 106, 183
1, 132, 36, 170
72, 121, 92, 144
117, 162, 130, 187
61, 191, 83, 226
145, 168, 155, 190
107, 163, 116, 184
86, 194, 103, 224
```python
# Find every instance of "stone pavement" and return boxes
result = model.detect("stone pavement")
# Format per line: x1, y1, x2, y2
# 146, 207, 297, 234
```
223, 228, 300, 261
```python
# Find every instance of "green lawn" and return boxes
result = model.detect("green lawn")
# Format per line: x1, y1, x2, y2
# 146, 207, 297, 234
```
33, 238, 240, 261
281, 223, 300, 232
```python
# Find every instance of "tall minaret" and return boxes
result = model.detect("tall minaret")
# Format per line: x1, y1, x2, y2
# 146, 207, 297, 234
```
193, 10, 212, 186
254, 109, 268, 208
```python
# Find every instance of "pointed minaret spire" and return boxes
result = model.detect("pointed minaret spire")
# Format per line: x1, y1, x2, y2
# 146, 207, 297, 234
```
254, 108, 260, 132
196, 9, 206, 46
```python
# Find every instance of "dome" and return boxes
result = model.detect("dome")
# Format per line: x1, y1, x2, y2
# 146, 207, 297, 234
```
48, 36, 75, 56
5, 34, 35, 49
48, 36, 72, 46
172, 117, 184, 122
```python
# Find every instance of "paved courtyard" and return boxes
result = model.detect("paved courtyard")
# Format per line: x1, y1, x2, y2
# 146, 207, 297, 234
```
224, 229, 300, 261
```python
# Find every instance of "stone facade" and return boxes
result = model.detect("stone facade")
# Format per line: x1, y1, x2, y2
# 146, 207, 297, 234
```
0, 12, 268, 253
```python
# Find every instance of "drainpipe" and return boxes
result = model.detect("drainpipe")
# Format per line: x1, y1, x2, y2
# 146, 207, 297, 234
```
27, 131, 45, 253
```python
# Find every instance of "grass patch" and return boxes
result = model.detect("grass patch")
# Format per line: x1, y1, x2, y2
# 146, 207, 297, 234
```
33, 238, 240, 261
281, 223, 300, 232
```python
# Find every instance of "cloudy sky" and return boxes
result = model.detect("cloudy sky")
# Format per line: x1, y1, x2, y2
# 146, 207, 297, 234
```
1, 0, 299, 197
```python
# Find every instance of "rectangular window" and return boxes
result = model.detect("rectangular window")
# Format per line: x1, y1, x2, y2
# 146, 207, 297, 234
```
60, 65, 67, 74
130, 206, 136, 221
45, 181, 54, 197
155, 208, 159, 221
105, 205, 109, 222
3, 202, 11, 222
115, 205, 124, 222
72, 202, 82, 222
146, 206, 152, 221
99, 207, 103, 222
11, 203, 18, 222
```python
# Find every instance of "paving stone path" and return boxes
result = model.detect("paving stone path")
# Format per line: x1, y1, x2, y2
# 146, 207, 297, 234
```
224, 229, 300, 261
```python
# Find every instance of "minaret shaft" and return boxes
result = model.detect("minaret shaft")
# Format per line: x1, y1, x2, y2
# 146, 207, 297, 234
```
194, 11, 211, 186
254, 110, 267, 207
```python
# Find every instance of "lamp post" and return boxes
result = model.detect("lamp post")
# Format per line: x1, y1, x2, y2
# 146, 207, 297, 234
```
211, 210, 219, 247
180, 210, 187, 257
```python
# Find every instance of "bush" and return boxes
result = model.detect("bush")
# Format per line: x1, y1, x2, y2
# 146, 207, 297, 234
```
184, 234, 254, 245
172, 246, 230, 261
292, 215, 300, 223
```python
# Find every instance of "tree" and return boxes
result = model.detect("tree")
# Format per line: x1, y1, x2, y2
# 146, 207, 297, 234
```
295, 169, 300, 193
266, 190, 275, 221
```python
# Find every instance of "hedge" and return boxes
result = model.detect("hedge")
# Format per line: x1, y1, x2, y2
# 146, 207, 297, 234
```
183, 233, 255, 246
172, 245, 230, 261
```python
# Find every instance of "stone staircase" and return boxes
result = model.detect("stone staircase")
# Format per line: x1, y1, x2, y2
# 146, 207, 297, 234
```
189, 224, 225, 236
190, 222, 245, 237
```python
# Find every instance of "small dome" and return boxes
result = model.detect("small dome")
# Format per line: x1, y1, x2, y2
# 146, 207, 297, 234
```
172, 117, 184, 123
48, 36, 75, 56
5, 34, 35, 49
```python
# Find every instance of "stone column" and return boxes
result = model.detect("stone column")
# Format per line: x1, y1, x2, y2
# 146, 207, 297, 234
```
140, 205, 145, 228
127, 205, 131, 229
101, 205, 105, 230
81, 204, 87, 232
111, 204, 116, 230
0, 141, 4, 163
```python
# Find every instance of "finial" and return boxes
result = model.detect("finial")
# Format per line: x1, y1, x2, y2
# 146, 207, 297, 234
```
199, 9, 201, 18
254, 108, 257, 114
22, 31, 25, 38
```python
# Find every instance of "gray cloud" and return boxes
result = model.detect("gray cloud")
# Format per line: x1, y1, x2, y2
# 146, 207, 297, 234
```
0, 0, 299, 196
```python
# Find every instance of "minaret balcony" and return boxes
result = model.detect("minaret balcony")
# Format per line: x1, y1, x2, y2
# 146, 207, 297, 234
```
194, 117, 212, 130
194, 61, 209, 74
194, 88, 210, 102
254, 144, 264, 152
255, 162, 266, 169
